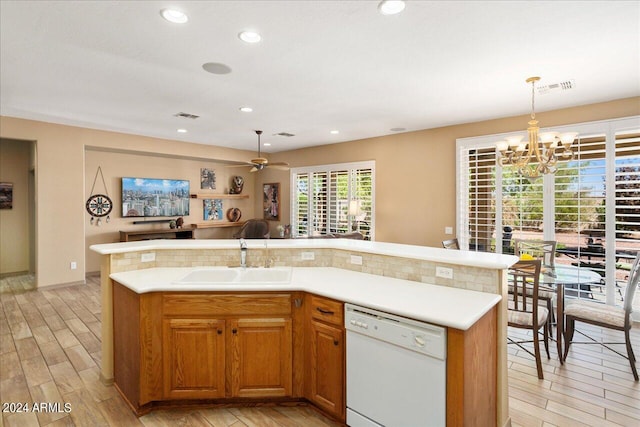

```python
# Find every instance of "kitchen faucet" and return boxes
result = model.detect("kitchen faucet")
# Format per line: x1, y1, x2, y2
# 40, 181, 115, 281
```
239, 238, 247, 269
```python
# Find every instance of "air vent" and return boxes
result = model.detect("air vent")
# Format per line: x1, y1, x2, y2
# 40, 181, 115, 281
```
274, 132, 295, 137
174, 112, 200, 119
537, 79, 575, 95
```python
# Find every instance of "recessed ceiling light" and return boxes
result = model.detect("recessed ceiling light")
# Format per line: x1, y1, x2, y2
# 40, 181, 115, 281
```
160, 8, 188, 24
330, 130, 340, 134
378, 1, 406, 15
263, 143, 272, 147
177, 129, 188, 133
202, 62, 232, 75
239, 107, 253, 112
238, 31, 262, 43
390, 127, 406, 132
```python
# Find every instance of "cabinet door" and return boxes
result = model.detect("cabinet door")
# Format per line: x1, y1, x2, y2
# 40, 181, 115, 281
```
309, 320, 345, 420
229, 318, 292, 398
163, 318, 225, 399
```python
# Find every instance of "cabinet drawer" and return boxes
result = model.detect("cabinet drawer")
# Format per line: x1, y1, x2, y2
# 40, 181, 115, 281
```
309, 295, 344, 326
163, 293, 291, 316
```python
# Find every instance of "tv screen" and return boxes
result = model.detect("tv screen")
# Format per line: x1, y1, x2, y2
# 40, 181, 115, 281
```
122, 177, 190, 217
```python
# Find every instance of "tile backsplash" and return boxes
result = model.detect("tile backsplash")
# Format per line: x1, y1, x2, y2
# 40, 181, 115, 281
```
109, 247, 500, 294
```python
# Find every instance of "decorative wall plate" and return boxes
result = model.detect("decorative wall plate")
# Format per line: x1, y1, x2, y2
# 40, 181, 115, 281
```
86, 194, 113, 217
226, 207, 242, 222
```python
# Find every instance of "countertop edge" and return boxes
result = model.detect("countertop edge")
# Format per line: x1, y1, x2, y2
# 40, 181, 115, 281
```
110, 267, 502, 331
91, 239, 519, 270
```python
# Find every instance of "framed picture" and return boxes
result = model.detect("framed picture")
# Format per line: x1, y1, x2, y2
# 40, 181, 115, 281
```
263, 183, 280, 221
0, 182, 13, 209
200, 168, 216, 190
203, 199, 223, 221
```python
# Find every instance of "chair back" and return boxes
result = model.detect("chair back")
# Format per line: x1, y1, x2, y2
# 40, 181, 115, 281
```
508, 259, 542, 324
233, 219, 270, 239
442, 238, 460, 250
623, 252, 640, 314
514, 239, 557, 267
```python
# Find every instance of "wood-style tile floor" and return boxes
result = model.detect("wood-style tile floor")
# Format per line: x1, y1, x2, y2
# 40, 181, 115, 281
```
1, 274, 638, 426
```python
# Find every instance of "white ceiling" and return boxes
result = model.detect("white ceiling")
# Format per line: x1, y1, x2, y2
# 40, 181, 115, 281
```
1, 1, 639, 153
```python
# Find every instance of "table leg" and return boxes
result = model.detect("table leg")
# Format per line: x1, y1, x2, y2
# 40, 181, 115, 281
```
556, 284, 564, 364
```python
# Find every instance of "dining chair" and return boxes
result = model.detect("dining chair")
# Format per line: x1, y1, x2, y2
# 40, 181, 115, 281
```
507, 259, 550, 379
232, 219, 270, 239
514, 239, 557, 337
442, 238, 459, 250
563, 252, 640, 381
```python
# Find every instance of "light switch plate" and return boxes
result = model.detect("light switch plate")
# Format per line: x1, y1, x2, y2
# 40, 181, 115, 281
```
445, 226, 453, 235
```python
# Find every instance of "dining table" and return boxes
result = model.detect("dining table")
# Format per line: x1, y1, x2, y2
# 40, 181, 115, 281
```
538, 264, 603, 363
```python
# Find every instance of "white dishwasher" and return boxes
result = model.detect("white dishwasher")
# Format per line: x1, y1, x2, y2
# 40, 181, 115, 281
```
345, 303, 447, 427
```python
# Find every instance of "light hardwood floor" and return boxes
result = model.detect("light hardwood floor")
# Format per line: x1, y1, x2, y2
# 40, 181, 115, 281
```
1, 274, 638, 427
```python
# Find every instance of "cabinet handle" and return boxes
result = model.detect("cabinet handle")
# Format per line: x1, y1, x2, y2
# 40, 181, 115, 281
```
316, 307, 334, 315
217, 329, 223, 335
232, 328, 237, 334
334, 340, 339, 346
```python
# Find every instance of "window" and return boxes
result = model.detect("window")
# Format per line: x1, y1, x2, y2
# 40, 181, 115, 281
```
291, 161, 374, 240
457, 116, 640, 307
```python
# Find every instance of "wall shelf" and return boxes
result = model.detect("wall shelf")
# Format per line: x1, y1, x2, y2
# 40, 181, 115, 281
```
192, 221, 245, 229
190, 194, 249, 200
120, 226, 195, 242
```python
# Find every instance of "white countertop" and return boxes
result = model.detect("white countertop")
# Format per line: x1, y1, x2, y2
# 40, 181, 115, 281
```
91, 238, 518, 270
110, 266, 501, 331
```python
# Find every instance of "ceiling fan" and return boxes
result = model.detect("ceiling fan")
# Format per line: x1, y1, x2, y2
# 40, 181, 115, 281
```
231, 130, 290, 172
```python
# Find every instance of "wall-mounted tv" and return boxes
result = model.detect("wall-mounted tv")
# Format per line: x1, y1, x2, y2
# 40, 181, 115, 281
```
122, 177, 190, 217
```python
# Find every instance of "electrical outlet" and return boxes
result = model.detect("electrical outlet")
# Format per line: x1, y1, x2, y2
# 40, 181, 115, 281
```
141, 252, 156, 262
445, 226, 453, 235
436, 266, 453, 279
350, 255, 363, 265
301, 252, 315, 261
70, 261, 77, 270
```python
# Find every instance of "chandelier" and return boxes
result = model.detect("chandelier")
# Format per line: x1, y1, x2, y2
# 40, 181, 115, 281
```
496, 76, 578, 179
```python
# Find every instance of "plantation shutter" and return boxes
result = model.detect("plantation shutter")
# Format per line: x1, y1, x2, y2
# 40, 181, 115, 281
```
459, 146, 497, 252
329, 170, 349, 234
311, 171, 328, 236
294, 173, 309, 237
353, 167, 373, 239
614, 131, 640, 303
291, 161, 375, 240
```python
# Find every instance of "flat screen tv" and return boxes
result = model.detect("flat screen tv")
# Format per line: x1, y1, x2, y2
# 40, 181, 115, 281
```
122, 177, 190, 217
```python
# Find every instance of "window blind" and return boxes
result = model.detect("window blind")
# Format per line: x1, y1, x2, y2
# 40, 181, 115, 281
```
291, 162, 375, 240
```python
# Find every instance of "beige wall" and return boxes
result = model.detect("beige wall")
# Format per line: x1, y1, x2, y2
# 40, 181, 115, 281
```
84, 149, 256, 273
1, 96, 638, 286
270, 97, 640, 246
0, 138, 32, 275
0, 117, 257, 287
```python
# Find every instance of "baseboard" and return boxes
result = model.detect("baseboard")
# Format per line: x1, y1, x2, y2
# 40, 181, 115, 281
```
0, 270, 30, 279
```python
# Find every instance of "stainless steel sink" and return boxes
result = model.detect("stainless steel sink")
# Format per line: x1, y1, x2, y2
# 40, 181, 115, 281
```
176, 267, 292, 285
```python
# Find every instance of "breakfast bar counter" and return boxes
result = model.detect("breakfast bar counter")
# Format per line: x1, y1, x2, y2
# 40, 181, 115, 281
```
91, 238, 518, 426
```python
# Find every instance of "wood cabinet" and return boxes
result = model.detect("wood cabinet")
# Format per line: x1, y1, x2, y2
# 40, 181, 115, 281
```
162, 318, 226, 399
112, 284, 300, 413
230, 318, 292, 397
305, 294, 345, 422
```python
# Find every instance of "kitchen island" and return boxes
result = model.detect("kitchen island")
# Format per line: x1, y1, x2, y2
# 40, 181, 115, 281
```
91, 239, 518, 426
